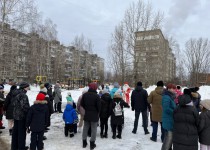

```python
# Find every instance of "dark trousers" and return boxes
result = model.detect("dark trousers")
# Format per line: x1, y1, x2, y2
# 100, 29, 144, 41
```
74, 124, 77, 133
64, 124, 74, 136
57, 102, 62, 112
133, 110, 148, 133
30, 131, 44, 150
100, 117, 108, 135
11, 119, 27, 150
54, 102, 62, 112
152, 122, 165, 141
112, 124, 122, 136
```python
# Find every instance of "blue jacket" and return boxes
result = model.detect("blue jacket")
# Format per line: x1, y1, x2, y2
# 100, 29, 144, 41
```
63, 104, 78, 124
162, 90, 176, 131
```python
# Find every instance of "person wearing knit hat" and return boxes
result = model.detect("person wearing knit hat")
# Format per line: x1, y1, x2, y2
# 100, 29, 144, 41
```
26, 93, 49, 150
161, 83, 176, 150
131, 81, 150, 135
173, 88, 199, 150
81, 82, 101, 149
38, 83, 53, 140
111, 88, 129, 139
148, 80, 165, 142
19, 81, 30, 89
66, 92, 75, 107
199, 99, 210, 149
12, 81, 30, 150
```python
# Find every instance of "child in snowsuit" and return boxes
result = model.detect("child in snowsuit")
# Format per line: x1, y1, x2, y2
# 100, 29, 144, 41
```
63, 100, 78, 137
26, 93, 49, 150
111, 90, 129, 139
199, 99, 210, 150
66, 92, 78, 133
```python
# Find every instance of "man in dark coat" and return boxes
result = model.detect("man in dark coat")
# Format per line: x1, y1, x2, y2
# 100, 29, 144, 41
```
81, 83, 101, 150
3, 85, 17, 135
173, 88, 199, 150
26, 93, 49, 150
131, 81, 150, 134
11, 82, 30, 150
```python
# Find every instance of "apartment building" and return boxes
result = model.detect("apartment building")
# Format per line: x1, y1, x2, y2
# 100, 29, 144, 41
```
135, 29, 176, 85
0, 24, 104, 83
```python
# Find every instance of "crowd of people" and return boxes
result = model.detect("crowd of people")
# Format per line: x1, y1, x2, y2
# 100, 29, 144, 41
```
0, 81, 210, 150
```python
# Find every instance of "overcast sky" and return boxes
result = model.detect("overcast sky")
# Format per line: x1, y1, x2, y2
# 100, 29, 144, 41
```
36, 0, 210, 60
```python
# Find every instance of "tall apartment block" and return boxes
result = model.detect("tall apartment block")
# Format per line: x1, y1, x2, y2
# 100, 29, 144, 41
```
0, 23, 104, 83
134, 29, 176, 86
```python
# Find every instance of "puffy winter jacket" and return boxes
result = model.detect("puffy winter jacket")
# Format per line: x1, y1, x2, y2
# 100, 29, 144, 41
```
26, 100, 49, 132
173, 94, 199, 150
63, 104, 78, 124
13, 89, 30, 120
131, 86, 149, 112
100, 93, 112, 118
148, 86, 164, 122
162, 90, 176, 131
199, 110, 210, 145
81, 89, 101, 122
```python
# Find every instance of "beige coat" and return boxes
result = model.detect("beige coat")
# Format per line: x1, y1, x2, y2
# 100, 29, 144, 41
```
148, 86, 164, 122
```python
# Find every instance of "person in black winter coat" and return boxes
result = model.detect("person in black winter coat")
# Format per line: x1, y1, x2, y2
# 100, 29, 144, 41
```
0, 85, 5, 132
12, 81, 30, 150
39, 84, 54, 127
81, 83, 101, 150
198, 100, 210, 150
111, 90, 129, 139
100, 89, 112, 138
3, 85, 17, 135
173, 88, 199, 150
131, 81, 150, 134
26, 93, 49, 150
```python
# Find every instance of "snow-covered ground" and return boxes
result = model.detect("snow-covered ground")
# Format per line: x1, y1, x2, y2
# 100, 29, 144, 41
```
1, 85, 209, 150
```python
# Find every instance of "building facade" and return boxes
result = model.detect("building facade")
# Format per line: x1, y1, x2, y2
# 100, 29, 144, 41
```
0, 24, 104, 83
134, 29, 176, 86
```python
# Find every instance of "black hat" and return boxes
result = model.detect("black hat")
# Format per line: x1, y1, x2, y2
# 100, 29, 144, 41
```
156, 81, 164, 87
19, 81, 30, 89
137, 81, 142, 86
0, 85, 4, 90
184, 88, 192, 97
194, 87, 199, 92
10, 85, 17, 91
44, 83, 52, 89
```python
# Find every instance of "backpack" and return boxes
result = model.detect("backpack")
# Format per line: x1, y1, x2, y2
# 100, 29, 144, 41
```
114, 102, 122, 116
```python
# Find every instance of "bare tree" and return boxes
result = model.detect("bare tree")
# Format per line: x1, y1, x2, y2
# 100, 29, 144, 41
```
0, 0, 39, 31
123, 0, 164, 84
184, 38, 210, 86
108, 22, 132, 84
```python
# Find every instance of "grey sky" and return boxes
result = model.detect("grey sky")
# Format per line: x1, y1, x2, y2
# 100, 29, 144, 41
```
36, 0, 210, 59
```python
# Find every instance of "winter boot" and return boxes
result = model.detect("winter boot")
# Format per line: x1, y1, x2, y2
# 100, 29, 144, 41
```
112, 132, 116, 139
100, 133, 104, 138
116, 132, 122, 139
83, 140, 87, 148
103, 133, 108, 138
144, 128, 150, 135
90, 141, 96, 150
9, 129, 13, 136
